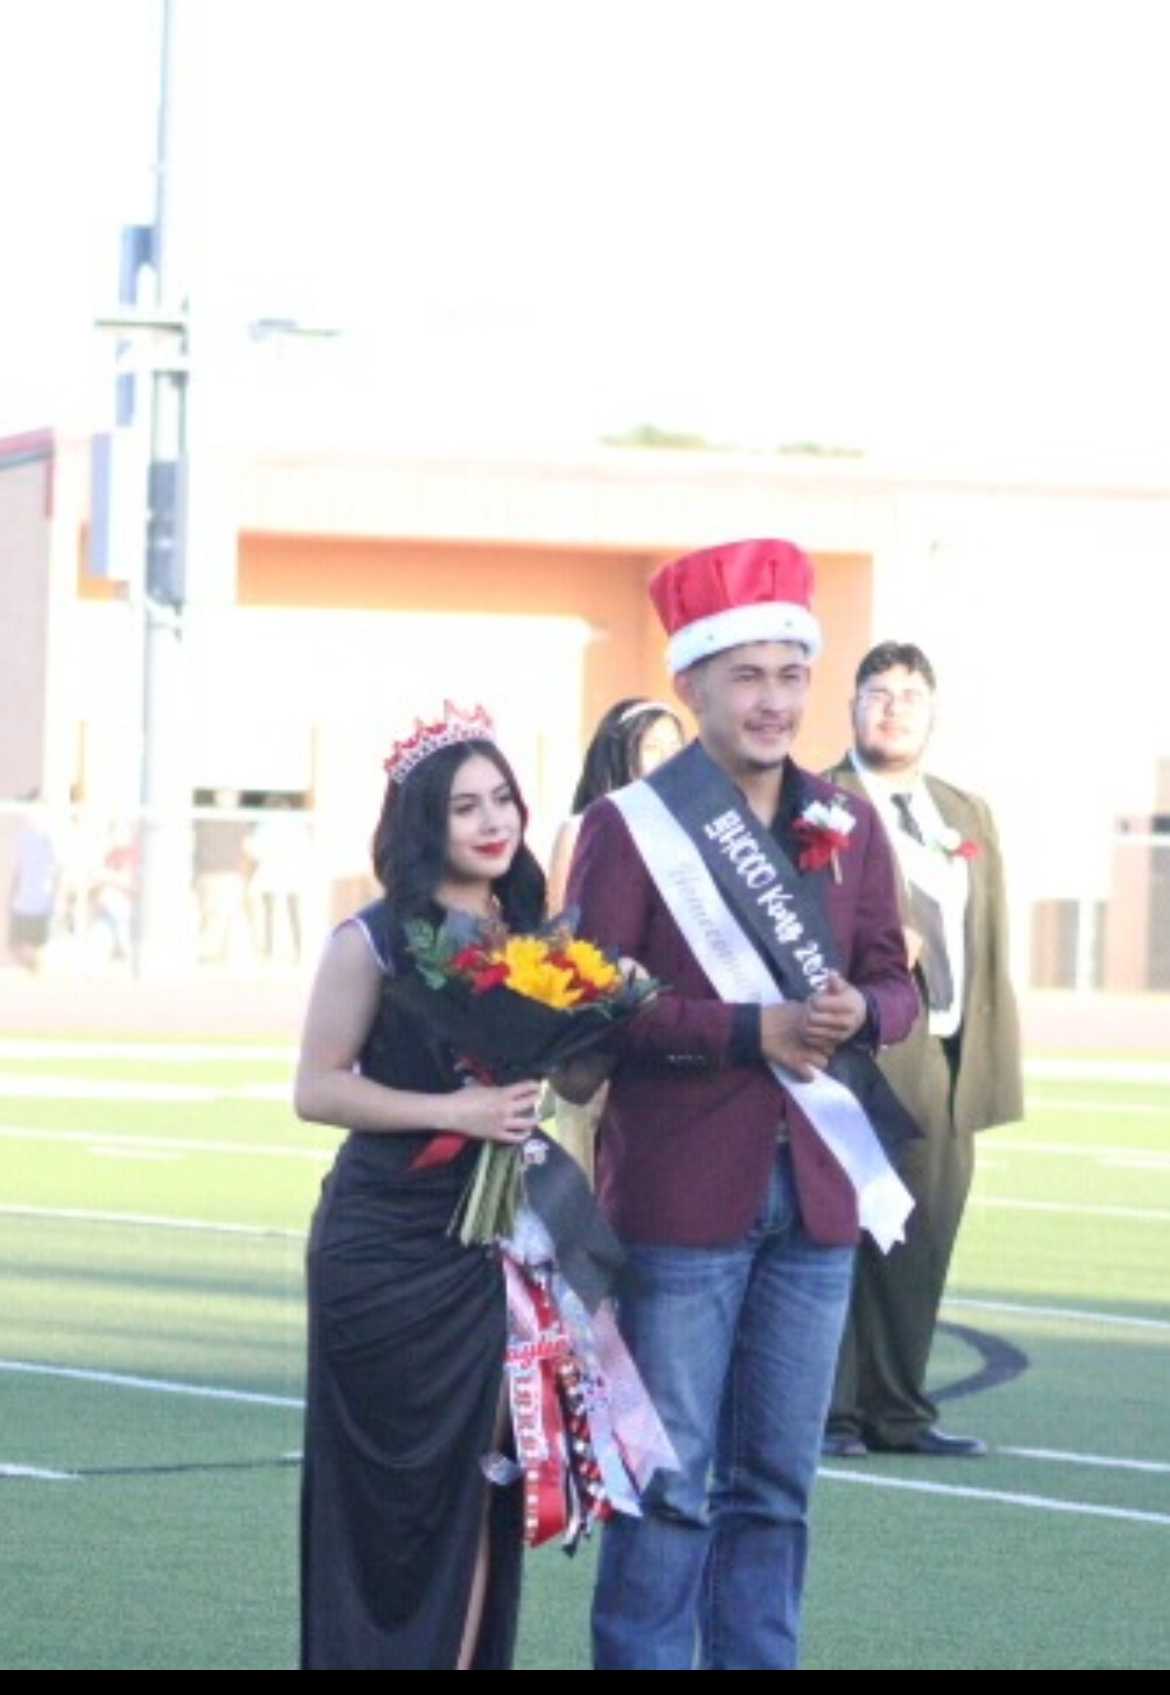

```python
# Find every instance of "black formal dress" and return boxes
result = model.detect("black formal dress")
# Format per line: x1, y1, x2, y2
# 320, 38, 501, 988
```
300, 900, 524, 1670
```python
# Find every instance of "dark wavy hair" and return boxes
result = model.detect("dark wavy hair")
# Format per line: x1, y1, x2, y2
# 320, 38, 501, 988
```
371, 740, 547, 940
569, 697, 685, 813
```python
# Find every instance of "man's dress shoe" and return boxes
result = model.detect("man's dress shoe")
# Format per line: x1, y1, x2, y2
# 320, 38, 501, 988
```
821, 1431, 869, 1458
872, 1427, 988, 1457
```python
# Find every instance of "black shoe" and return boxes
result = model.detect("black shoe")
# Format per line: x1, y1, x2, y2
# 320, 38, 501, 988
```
821, 1430, 869, 1458
873, 1427, 988, 1457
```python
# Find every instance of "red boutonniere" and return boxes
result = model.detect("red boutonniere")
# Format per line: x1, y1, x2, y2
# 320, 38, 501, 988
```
793, 797, 856, 884
936, 827, 980, 860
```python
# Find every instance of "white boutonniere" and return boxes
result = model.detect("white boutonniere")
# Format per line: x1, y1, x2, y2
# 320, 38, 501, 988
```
935, 826, 980, 860
794, 797, 856, 883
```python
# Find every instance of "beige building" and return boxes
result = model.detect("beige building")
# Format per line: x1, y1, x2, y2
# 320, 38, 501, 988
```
3, 424, 1169, 989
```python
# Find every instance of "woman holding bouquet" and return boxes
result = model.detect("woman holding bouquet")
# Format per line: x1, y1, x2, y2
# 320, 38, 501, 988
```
293, 703, 547, 1671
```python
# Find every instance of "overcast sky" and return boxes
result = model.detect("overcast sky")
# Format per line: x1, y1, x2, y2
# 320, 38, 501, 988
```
3, 0, 1168, 477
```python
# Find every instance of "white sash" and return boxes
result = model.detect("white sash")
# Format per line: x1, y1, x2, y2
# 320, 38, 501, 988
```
612, 780, 914, 1252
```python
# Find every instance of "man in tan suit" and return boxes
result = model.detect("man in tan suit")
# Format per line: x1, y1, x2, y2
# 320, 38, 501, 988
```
822, 641, 1024, 1457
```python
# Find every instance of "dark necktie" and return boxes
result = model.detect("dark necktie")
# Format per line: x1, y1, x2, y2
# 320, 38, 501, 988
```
891, 793, 954, 1010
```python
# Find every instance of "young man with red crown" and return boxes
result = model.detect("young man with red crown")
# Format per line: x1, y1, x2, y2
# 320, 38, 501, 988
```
567, 538, 921, 1670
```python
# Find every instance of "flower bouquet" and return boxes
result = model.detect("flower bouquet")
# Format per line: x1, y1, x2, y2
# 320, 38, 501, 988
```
388, 912, 675, 1552
386, 910, 659, 1244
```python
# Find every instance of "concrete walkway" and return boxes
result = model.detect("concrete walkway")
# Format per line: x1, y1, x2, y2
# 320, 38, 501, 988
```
0, 963, 312, 1042
1, 963, 1166, 1059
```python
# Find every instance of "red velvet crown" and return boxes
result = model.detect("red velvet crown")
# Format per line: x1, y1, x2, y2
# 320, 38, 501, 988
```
649, 538, 821, 673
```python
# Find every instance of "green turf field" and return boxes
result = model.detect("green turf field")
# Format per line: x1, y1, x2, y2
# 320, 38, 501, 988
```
2, 1036, 1168, 1669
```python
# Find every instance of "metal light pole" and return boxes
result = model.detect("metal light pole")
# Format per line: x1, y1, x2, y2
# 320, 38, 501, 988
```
134, 0, 195, 976
93, 0, 341, 976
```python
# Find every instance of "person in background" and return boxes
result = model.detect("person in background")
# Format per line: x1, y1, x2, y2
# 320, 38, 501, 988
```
546, 697, 687, 913
545, 696, 686, 1183
244, 794, 313, 966
293, 702, 546, 1670
87, 817, 138, 966
821, 640, 1024, 1459
193, 788, 252, 966
567, 539, 920, 1669
6, 793, 62, 973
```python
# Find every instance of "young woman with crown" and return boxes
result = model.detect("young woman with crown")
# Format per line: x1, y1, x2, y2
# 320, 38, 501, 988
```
293, 701, 550, 1670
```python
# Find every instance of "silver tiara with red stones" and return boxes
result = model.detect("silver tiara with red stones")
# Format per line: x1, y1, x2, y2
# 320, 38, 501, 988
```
382, 700, 497, 786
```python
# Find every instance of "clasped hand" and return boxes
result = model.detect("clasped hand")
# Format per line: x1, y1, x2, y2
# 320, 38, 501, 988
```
759, 969, 866, 1082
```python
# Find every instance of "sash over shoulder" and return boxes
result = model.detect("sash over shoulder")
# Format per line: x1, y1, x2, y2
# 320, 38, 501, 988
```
612, 744, 916, 1253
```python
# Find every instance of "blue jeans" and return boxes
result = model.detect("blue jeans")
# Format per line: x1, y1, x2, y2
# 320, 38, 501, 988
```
591, 1145, 855, 1670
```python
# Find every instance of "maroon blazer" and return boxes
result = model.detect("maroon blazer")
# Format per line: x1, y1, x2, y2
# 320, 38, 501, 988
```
567, 756, 919, 1249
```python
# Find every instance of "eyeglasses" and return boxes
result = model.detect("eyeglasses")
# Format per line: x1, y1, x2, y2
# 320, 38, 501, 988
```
858, 687, 933, 714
